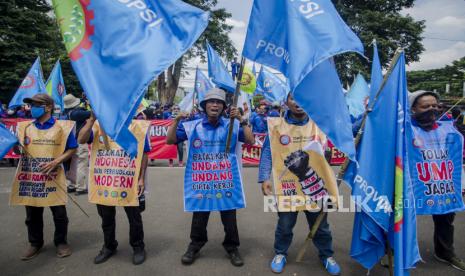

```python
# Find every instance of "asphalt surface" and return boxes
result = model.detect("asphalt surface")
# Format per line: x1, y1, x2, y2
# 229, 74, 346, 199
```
0, 166, 464, 276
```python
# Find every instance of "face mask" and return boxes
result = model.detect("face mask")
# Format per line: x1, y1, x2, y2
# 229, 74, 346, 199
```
413, 109, 441, 130
31, 106, 45, 119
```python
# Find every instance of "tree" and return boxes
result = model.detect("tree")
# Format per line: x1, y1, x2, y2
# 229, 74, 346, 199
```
407, 56, 465, 97
332, 0, 425, 83
0, 0, 82, 104
156, 0, 236, 105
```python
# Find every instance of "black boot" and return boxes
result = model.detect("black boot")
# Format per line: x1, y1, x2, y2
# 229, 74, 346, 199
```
228, 250, 244, 267
181, 248, 199, 265
133, 247, 146, 265
94, 246, 116, 264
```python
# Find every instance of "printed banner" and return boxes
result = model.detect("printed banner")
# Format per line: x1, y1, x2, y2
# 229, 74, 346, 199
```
183, 118, 245, 212
10, 120, 75, 206
409, 121, 465, 215
268, 117, 339, 212
328, 140, 347, 166
148, 120, 177, 160
88, 120, 149, 206
2, 118, 31, 158
242, 133, 266, 165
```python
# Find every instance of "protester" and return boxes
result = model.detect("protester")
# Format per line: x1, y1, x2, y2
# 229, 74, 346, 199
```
63, 94, 91, 195
170, 105, 184, 167
268, 101, 281, 117
166, 88, 254, 267
409, 90, 465, 271
9, 93, 77, 260
258, 93, 341, 275
231, 57, 240, 81
250, 101, 268, 133
77, 112, 150, 265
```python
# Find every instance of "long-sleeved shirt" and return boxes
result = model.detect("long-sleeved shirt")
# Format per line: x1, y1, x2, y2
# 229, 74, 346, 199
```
257, 111, 309, 183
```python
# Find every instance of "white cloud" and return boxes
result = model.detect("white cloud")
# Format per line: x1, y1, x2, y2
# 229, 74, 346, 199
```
434, 16, 465, 28
225, 18, 246, 28
407, 41, 465, 71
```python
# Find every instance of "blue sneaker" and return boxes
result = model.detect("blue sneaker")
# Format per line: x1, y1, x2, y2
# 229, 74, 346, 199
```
270, 254, 286, 273
323, 257, 341, 275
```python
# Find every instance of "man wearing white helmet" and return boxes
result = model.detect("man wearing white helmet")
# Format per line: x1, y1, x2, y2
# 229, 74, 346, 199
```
167, 88, 254, 267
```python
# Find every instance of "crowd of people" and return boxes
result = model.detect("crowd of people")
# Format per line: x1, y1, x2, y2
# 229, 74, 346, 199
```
4, 87, 465, 275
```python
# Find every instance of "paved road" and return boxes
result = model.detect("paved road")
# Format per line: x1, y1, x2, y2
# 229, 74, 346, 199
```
0, 166, 464, 276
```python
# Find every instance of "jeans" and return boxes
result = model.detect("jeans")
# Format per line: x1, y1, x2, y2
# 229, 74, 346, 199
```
188, 210, 240, 253
25, 205, 68, 247
433, 212, 456, 260
96, 205, 144, 250
274, 211, 333, 262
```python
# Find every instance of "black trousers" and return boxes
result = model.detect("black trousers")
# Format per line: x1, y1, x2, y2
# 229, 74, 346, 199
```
433, 212, 456, 260
25, 205, 68, 247
177, 142, 184, 162
188, 210, 240, 253
96, 204, 144, 250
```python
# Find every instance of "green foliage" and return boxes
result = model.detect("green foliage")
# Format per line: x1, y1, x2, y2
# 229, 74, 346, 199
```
332, 0, 425, 83
0, 0, 82, 104
407, 56, 465, 96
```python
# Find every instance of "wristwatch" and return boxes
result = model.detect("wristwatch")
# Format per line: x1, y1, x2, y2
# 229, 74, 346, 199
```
240, 119, 250, 127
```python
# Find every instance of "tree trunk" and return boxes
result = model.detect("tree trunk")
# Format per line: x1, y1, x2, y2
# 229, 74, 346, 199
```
157, 56, 183, 105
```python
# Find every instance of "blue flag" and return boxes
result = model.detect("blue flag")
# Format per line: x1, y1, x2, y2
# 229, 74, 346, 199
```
242, 0, 364, 160
9, 57, 46, 109
256, 66, 288, 103
345, 73, 369, 118
52, 0, 209, 157
0, 123, 18, 158
195, 68, 213, 103
207, 42, 236, 93
369, 41, 383, 103
45, 60, 67, 111
392, 53, 421, 275
179, 90, 195, 113
345, 52, 421, 271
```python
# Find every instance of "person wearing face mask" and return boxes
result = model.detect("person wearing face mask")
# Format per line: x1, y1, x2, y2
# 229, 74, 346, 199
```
9, 93, 77, 260
409, 90, 465, 271
166, 88, 254, 267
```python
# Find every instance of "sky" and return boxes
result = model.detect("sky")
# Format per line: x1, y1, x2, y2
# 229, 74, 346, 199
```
216, 0, 465, 71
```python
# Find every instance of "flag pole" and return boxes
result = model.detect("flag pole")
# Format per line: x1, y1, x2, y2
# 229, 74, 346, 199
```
296, 210, 327, 262
336, 48, 404, 183
225, 57, 246, 153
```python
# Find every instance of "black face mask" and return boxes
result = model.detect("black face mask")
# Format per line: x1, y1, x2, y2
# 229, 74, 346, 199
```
413, 109, 441, 130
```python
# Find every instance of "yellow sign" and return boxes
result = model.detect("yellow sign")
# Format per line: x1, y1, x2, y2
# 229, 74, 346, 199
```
10, 120, 75, 207
268, 117, 339, 212
88, 120, 150, 206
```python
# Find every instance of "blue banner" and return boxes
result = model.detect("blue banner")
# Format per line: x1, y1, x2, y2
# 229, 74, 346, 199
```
45, 60, 67, 111
242, 0, 364, 160
52, 0, 209, 157
182, 118, 245, 211
345, 73, 369, 118
179, 90, 195, 112
256, 66, 288, 103
408, 121, 465, 215
0, 123, 18, 158
195, 67, 213, 103
207, 42, 236, 93
9, 57, 46, 109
